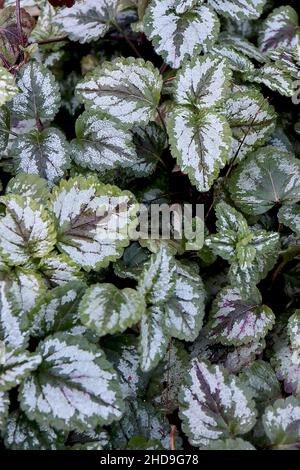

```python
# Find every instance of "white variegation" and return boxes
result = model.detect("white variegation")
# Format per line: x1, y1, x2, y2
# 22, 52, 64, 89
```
271, 334, 300, 396
6, 174, 50, 205
11, 129, 70, 187
208, 0, 266, 21
262, 397, 300, 446
138, 244, 175, 305
79, 283, 145, 337
0, 106, 10, 152
71, 110, 137, 172
219, 33, 265, 62
0, 66, 19, 106
19, 333, 124, 431
139, 306, 169, 373
165, 261, 205, 342
287, 311, 300, 349
179, 359, 257, 447
0, 349, 42, 392
225, 339, 266, 373
278, 205, 300, 236
144, 1, 219, 69
0, 195, 56, 266
38, 254, 84, 287
0, 391, 9, 432
211, 45, 254, 72
76, 57, 162, 129
54, 0, 118, 44
259, 6, 300, 53
31, 1, 63, 44
11, 62, 61, 121
247, 65, 294, 97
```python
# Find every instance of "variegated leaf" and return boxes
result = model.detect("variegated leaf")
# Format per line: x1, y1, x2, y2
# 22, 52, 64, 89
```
68, 428, 110, 451
0, 65, 19, 106
138, 244, 175, 305
38, 254, 84, 288
71, 110, 137, 173
50, 176, 138, 271
225, 338, 266, 374
54, 0, 118, 44
139, 305, 169, 373
0, 194, 56, 266
0, 391, 9, 432
131, 122, 167, 178
209, 287, 275, 346
6, 174, 50, 204
79, 283, 145, 337
224, 89, 276, 163
207, 438, 255, 450
262, 397, 300, 448
268, 49, 300, 80
173, 55, 231, 109
0, 348, 42, 392
179, 359, 257, 447
165, 261, 205, 342
278, 205, 300, 236
168, 107, 231, 192
114, 243, 151, 281
219, 32, 265, 62
28, 281, 86, 338
144, 1, 220, 69
259, 6, 300, 53
247, 64, 295, 97
271, 333, 300, 396
287, 311, 300, 349
229, 146, 300, 215
11, 61, 61, 122
207, 0, 266, 21
174, 0, 199, 14
211, 45, 254, 72
11, 128, 70, 187
19, 333, 124, 431
76, 57, 162, 129
0, 106, 10, 152
30, 2, 63, 44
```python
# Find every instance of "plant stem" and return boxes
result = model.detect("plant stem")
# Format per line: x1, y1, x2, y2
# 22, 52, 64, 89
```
113, 23, 142, 58
156, 107, 167, 134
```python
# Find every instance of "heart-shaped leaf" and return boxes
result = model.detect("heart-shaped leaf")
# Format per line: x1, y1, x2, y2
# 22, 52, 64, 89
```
262, 397, 300, 448
259, 6, 300, 53
139, 305, 169, 372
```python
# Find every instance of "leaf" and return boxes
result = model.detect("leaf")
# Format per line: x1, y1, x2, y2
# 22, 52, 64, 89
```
139, 305, 169, 373
138, 244, 176, 305
3, 410, 65, 450
79, 283, 145, 337
68, 428, 110, 451
271, 333, 300, 396
19, 333, 124, 431
229, 146, 300, 215
0, 65, 19, 106
224, 89, 276, 163
54, 0, 119, 44
70, 110, 137, 173
31, 2, 64, 44
76, 57, 162, 129
38, 254, 84, 288
11, 128, 70, 187
219, 32, 265, 63
6, 174, 50, 204
247, 64, 295, 97
211, 45, 254, 72
28, 281, 86, 338
0, 194, 56, 266
287, 310, 300, 349
262, 397, 300, 448
50, 176, 138, 271
173, 55, 231, 109
225, 338, 266, 374
209, 286, 275, 346
0, 106, 10, 152
207, 0, 266, 21
239, 360, 281, 411
165, 261, 206, 342
0, 391, 9, 432
11, 61, 61, 122
0, 348, 41, 392
259, 6, 300, 53
126, 437, 163, 450
206, 438, 255, 450
278, 205, 300, 236
114, 243, 151, 281
144, 1, 220, 69
179, 359, 257, 447
168, 107, 232, 192
131, 122, 167, 178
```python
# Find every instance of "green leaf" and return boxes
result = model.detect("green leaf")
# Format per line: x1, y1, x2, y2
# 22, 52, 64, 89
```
0, 391, 9, 432
0, 65, 19, 106
76, 57, 162, 129
126, 437, 163, 450
131, 122, 167, 178
262, 397, 300, 448
11, 61, 61, 122
179, 359, 257, 447
287, 310, 300, 349
3, 410, 65, 450
0, 106, 10, 152
259, 6, 300, 53
114, 243, 151, 281
139, 305, 169, 373
229, 146, 300, 215
54, 0, 119, 44
68, 428, 110, 451
71, 110, 137, 173
138, 244, 176, 306
207, 0, 266, 21
38, 254, 85, 288
271, 333, 300, 396
0, 348, 42, 392
247, 64, 295, 97
0, 194, 56, 266
79, 283, 146, 337
209, 286, 275, 346
30, 2, 63, 45
224, 90, 276, 163
144, 1, 220, 69
211, 45, 254, 72
206, 438, 255, 450
28, 281, 86, 338
19, 333, 124, 431
219, 32, 265, 63
6, 174, 50, 204
278, 205, 300, 236
165, 261, 206, 342
168, 107, 232, 192
50, 176, 138, 271
11, 128, 70, 187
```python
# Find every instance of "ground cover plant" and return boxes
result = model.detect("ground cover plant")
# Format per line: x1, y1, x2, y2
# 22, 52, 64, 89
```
0, 0, 300, 451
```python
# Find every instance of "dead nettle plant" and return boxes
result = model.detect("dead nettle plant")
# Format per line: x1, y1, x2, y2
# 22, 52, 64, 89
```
0, 0, 299, 451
